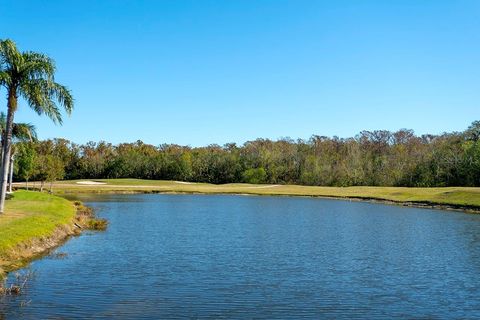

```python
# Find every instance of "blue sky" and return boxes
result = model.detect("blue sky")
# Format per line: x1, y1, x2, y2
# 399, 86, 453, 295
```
1, 0, 479, 146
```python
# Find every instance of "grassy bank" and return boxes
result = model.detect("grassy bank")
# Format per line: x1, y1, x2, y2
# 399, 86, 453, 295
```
34, 179, 480, 212
0, 191, 81, 276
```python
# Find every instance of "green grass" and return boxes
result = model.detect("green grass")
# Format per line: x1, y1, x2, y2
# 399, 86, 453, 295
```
47, 179, 480, 210
0, 191, 76, 266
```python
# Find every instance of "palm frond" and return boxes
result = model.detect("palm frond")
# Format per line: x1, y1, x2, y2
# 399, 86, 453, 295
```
49, 82, 74, 115
20, 81, 61, 124
0, 71, 11, 87
12, 122, 37, 142
0, 39, 74, 128
0, 39, 23, 73
22, 51, 56, 80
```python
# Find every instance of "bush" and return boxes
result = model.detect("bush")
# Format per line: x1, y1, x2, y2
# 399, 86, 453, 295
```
242, 168, 267, 184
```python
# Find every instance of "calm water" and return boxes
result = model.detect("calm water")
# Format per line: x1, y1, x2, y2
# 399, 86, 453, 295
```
2, 194, 480, 319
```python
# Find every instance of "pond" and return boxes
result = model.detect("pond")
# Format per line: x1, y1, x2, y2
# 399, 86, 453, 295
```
2, 194, 480, 319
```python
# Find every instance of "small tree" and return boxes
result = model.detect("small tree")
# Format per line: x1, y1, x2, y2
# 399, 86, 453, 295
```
34, 154, 64, 192
47, 156, 64, 192
16, 142, 36, 190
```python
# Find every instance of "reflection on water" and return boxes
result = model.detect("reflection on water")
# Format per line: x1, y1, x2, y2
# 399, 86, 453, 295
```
2, 194, 480, 319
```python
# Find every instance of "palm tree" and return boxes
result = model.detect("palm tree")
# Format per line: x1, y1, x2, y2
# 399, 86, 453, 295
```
0, 39, 73, 212
0, 112, 37, 192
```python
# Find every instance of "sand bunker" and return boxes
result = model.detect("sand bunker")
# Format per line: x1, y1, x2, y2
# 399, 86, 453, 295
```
244, 185, 281, 189
76, 181, 107, 185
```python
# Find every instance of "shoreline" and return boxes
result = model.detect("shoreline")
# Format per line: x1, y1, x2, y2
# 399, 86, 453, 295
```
0, 192, 99, 278
54, 187, 480, 214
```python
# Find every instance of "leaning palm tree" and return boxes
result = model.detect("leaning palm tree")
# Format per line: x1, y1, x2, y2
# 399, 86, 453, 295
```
0, 39, 73, 212
0, 112, 37, 192
0, 112, 37, 147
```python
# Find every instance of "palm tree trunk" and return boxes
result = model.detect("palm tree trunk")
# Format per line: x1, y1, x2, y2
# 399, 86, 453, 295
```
8, 155, 14, 193
0, 90, 17, 213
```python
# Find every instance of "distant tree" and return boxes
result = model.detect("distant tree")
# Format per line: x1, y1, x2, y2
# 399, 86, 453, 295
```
16, 142, 36, 190
465, 120, 480, 141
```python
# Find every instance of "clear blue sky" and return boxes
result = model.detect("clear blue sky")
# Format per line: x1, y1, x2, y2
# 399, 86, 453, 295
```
1, 0, 479, 146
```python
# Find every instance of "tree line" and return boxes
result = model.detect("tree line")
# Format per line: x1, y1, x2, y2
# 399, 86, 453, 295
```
14, 121, 480, 188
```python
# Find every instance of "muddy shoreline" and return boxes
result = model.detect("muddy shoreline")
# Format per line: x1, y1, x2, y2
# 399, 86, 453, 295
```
0, 202, 98, 278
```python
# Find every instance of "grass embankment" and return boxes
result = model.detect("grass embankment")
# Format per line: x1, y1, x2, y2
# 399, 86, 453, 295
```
41, 179, 480, 212
0, 191, 97, 277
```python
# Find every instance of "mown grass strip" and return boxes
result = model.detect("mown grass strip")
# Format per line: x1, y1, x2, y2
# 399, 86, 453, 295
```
48, 179, 480, 210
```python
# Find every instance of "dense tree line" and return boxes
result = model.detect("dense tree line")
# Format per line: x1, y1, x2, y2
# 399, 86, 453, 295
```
14, 121, 480, 188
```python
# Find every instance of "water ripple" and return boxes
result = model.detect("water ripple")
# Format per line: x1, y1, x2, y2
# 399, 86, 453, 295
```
3, 194, 480, 319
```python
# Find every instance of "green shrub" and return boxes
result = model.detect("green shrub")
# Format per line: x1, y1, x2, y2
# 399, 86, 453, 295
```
242, 168, 267, 184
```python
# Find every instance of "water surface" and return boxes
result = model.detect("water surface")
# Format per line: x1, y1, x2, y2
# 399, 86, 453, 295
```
2, 194, 480, 319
